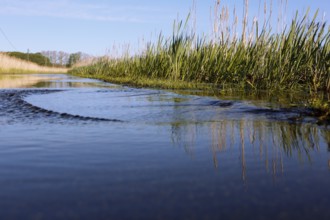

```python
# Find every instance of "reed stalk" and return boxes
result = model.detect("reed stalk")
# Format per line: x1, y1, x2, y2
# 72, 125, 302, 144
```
69, 3, 330, 117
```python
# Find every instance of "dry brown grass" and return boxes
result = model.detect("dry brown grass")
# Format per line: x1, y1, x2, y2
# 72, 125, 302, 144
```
72, 57, 98, 68
0, 53, 67, 74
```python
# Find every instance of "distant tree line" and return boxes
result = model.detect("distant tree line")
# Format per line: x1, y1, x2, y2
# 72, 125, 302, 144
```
6, 51, 92, 67
41, 51, 92, 67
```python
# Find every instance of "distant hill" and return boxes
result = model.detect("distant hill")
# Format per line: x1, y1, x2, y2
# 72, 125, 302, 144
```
6, 52, 53, 67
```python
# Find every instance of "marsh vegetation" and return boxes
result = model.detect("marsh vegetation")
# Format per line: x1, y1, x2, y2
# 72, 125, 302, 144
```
1, 1, 329, 219
0, 53, 67, 74
69, 0, 330, 119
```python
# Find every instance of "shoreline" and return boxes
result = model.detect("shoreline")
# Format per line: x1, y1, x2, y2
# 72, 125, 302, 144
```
69, 71, 330, 125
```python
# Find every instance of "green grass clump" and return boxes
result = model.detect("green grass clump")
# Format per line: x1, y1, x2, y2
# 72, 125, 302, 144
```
69, 9, 330, 118
70, 11, 329, 92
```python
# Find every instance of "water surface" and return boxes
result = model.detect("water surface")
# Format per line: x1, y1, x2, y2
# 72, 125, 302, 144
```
0, 73, 329, 220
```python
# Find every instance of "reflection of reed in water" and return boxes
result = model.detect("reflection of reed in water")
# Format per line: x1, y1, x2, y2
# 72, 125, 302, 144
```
240, 120, 246, 182
0, 74, 59, 88
171, 121, 197, 157
171, 118, 330, 181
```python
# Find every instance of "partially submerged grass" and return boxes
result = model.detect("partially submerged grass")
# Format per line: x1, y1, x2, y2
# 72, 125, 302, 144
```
69, 5, 330, 120
0, 53, 67, 74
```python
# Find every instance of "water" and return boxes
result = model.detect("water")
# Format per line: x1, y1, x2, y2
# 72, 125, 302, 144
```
0, 73, 329, 220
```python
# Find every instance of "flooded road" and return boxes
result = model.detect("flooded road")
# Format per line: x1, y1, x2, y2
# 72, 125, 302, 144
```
0, 73, 329, 220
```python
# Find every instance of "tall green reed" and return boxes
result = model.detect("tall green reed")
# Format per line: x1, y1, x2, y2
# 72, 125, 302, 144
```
70, 4, 329, 94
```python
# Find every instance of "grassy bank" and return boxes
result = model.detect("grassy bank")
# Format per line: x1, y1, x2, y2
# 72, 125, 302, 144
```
69, 6, 330, 119
0, 53, 67, 74
6, 51, 53, 67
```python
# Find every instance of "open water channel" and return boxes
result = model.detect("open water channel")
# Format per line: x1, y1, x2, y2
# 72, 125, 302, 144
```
0, 73, 329, 220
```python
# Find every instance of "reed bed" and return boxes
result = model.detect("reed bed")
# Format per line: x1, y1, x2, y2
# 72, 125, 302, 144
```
0, 53, 67, 74
69, 2, 330, 116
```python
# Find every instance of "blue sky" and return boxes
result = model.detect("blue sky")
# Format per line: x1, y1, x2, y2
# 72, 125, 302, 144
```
0, 0, 329, 56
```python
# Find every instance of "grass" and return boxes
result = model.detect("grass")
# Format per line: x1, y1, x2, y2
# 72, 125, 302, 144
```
0, 53, 67, 74
69, 2, 330, 119
6, 51, 53, 67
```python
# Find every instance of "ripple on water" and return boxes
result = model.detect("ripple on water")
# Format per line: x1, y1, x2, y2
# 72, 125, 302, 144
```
23, 88, 243, 124
23, 87, 317, 125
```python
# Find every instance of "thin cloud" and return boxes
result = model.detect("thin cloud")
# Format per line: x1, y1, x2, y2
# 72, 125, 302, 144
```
0, 0, 164, 23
